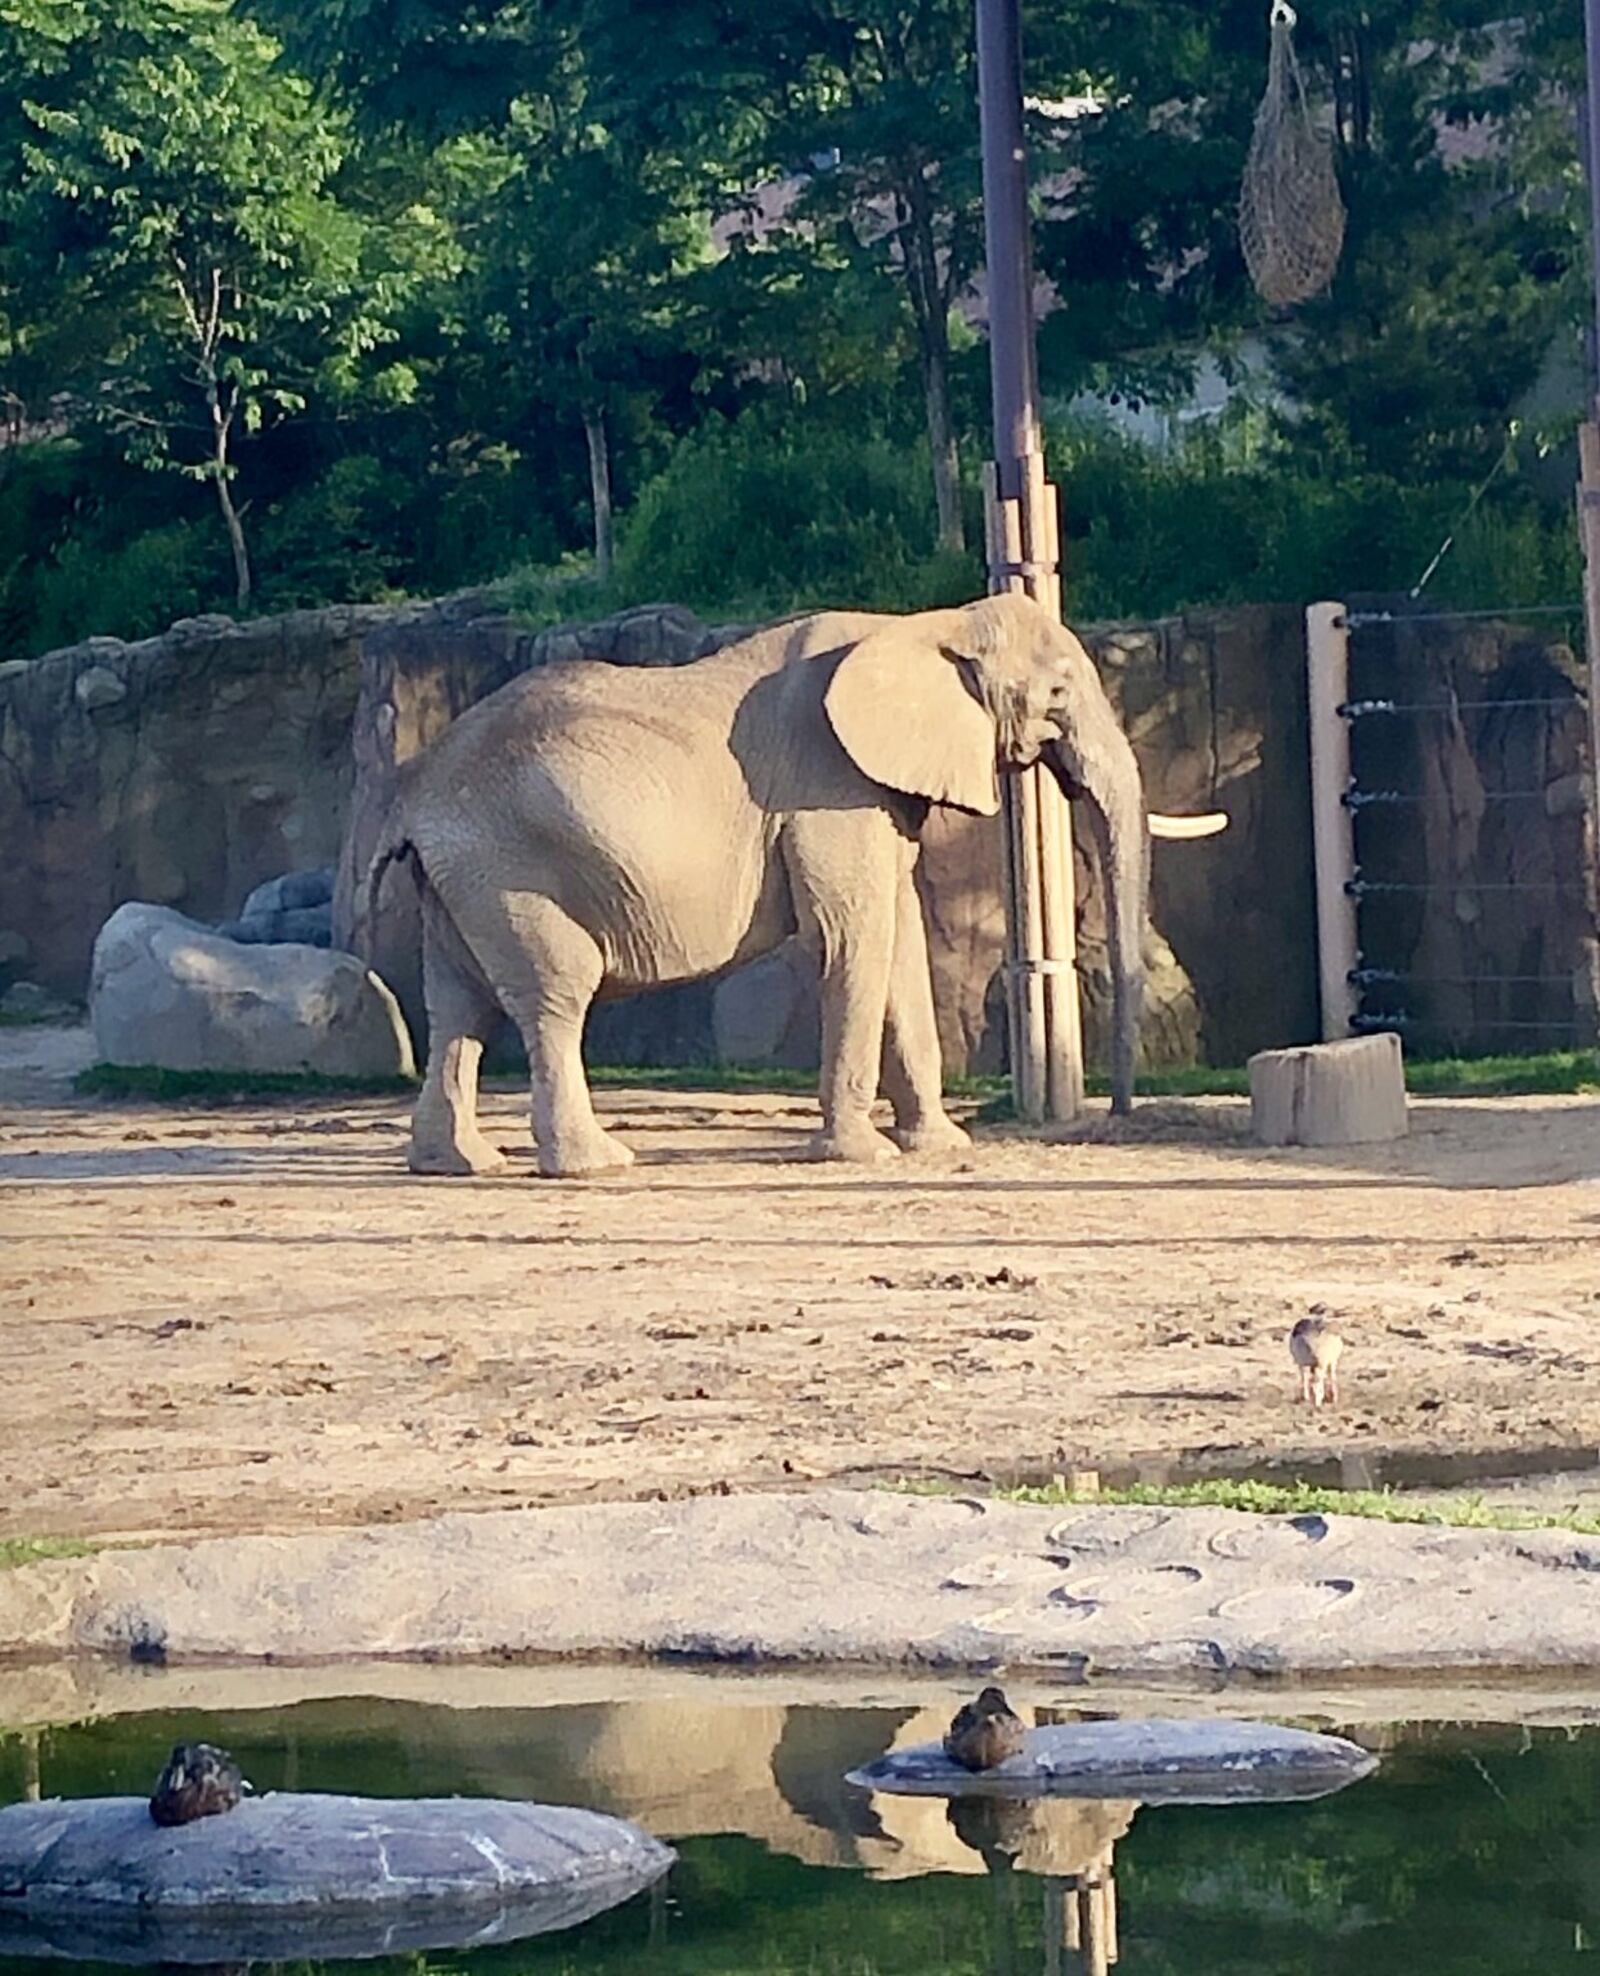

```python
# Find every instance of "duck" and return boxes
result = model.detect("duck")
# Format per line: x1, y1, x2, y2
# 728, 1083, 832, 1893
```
943, 1685, 1027, 1771
1289, 1314, 1344, 1408
148, 1743, 250, 1827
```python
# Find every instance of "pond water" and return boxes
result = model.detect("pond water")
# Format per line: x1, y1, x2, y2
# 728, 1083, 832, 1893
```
1, 1693, 1597, 1972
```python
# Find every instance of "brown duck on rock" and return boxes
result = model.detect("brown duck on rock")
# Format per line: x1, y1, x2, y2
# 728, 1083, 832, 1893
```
944, 1687, 1028, 1771
148, 1743, 250, 1827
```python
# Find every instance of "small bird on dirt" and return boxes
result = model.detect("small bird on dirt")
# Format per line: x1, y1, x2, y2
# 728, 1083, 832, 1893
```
148, 1743, 250, 1828
944, 1686, 1028, 1771
1289, 1314, 1344, 1408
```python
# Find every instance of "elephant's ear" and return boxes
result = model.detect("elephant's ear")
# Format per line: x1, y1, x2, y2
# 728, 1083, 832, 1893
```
823, 621, 1001, 816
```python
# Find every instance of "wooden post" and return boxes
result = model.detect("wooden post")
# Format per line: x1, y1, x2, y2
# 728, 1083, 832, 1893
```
988, 468, 1051, 1123
22, 1729, 41, 1803
977, 0, 1083, 1125
984, 466, 1081, 1125
1306, 602, 1360, 1041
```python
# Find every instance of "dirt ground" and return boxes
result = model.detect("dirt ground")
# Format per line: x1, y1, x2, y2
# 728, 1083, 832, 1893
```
3, 1023, 1600, 1545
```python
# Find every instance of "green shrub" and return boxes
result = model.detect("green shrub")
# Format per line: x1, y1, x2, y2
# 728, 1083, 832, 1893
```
615, 412, 983, 619
26, 520, 219, 653
1049, 416, 1581, 620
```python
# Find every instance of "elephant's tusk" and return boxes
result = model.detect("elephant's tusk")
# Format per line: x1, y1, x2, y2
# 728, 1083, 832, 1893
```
1148, 812, 1229, 840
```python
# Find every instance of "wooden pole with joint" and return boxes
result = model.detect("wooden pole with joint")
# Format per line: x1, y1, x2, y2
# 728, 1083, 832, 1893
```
976, 0, 1083, 1124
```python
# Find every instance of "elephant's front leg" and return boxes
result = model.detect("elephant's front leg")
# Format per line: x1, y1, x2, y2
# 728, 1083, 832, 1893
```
882, 852, 971, 1155
788, 817, 900, 1163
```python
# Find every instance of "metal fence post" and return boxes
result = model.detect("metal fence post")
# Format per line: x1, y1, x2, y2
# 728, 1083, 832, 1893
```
1306, 601, 1360, 1040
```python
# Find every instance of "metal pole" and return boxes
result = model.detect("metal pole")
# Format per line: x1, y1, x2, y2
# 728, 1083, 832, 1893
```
1579, 0, 1600, 948
976, 0, 1038, 486
976, 0, 1083, 1122
1585, 0, 1600, 374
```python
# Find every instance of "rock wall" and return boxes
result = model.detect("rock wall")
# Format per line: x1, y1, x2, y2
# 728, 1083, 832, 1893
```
4, 593, 1320, 1070
0, 610, 386, 999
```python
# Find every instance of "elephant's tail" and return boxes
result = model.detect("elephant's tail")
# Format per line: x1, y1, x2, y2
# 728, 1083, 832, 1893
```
356, 810, 422, 955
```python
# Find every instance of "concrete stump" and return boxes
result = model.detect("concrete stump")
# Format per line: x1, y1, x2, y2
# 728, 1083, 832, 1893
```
1248, 1032, 1407, 1147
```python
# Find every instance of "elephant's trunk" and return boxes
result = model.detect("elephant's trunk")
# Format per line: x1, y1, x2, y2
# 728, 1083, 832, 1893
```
1043, 735, 1148, 1116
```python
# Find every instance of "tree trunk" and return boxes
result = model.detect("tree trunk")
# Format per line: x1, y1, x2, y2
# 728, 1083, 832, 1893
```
583, 404, 614, 583
203, 371, 251, 610
213, 467, 251, 611
900, 174, 966, 553
920, 322, 965, 553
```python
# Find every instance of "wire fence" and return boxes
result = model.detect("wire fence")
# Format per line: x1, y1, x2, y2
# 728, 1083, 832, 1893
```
1338, 601, 1597, 1054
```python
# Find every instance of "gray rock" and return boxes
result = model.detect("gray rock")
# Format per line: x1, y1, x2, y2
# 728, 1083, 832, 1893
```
73, 665, 128, 711
89, 903, 415, 1076
0, 929, 32, 969
218, 905, 334, 948
0, 1793, 673, 1963
846, 1718, 1377, 1805
240, 866, 335, 919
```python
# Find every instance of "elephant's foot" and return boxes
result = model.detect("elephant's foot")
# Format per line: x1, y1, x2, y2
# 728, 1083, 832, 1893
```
536, 1123, 636, 1179
892, 1113, 972, 1155
408, 1127, 509, 1177
809, 1119, 901, 1164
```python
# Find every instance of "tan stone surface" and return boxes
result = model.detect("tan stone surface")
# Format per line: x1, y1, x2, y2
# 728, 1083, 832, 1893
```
3, 1489, 1600, 1678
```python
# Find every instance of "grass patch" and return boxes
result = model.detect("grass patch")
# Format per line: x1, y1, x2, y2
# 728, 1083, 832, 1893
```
69, 1050, 1600, 1110
1404, 1050, 1600, 1097
586, 1063, 1005, 1099
976, 1050, 1600, 1120
983, 1475, 1600, 1536
74, 1063, 419, 1103
0, 1537, 96, 1572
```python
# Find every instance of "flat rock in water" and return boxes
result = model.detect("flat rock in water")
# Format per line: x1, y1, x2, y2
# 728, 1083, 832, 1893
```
0, 1792, 673, 1963
847, 1718, 1376, 1804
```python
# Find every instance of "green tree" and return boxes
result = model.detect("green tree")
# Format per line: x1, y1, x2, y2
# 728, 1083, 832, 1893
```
581, 0, 1000, 553
1, 0, 446, 606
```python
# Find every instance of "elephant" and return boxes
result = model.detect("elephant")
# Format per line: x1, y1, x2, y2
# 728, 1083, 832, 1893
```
364, 591, 1191, 1178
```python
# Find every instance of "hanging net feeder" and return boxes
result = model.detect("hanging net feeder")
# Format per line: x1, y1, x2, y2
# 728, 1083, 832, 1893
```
1239, 1, 1346, 306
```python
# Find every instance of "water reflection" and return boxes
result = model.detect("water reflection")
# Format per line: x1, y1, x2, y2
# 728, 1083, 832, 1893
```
942, 1798, 1127, 1976
2, 1694, 1596, 1973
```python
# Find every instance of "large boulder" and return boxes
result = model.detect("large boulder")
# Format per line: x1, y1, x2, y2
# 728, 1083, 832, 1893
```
89, 903, 414, 1077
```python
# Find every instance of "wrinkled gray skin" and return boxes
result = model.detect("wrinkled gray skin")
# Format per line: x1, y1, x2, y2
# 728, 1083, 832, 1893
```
367, 592, 1151, 1178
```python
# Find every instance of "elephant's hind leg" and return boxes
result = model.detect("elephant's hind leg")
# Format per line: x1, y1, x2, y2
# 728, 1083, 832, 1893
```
465, 890, 634, 1178
883, 855, 971, 1155
409, 889, 508, 1177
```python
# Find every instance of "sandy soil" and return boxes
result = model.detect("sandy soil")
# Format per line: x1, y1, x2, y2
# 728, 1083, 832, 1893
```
3, 1024, 1600, 1544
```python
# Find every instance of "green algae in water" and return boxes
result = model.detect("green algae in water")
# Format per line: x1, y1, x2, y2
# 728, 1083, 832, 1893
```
2, 1697, 1597, 1973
